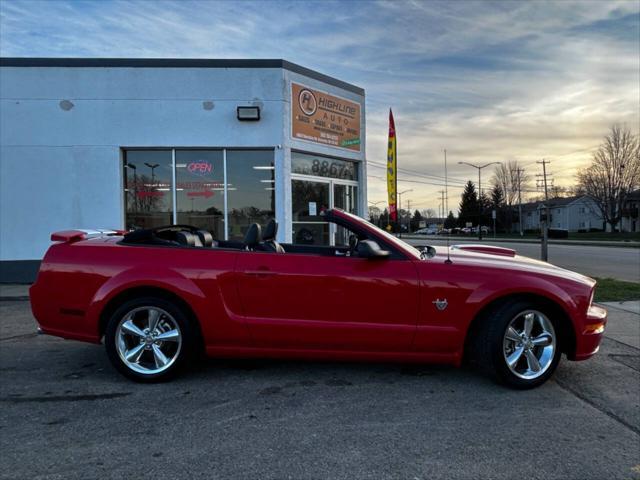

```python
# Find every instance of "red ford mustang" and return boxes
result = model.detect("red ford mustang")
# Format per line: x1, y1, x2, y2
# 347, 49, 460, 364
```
29, 209, 607, 388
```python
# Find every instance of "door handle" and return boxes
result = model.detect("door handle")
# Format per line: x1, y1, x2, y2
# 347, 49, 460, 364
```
245, 267, 277, 278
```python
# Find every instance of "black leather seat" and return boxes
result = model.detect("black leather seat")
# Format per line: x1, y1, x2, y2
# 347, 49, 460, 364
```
196, 230, 215, 248
243, 223, 261, 251
262, 219, 285, 253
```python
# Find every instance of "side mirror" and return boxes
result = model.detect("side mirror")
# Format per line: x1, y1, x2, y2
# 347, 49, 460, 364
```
357, 240, 390, 259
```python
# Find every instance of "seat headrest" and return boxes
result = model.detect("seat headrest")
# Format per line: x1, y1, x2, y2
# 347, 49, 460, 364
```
243, 223, 262, 247
196, 230, 213, 247
176, 231, 196, 247
263, 219, 278, 241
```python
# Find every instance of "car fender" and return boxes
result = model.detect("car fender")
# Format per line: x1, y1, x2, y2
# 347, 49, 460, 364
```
463, 273, 581, 336
86, 266, 210, 338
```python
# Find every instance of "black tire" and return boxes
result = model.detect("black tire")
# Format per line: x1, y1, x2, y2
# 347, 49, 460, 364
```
470, 299, 562, 389
104, 296, 197, 382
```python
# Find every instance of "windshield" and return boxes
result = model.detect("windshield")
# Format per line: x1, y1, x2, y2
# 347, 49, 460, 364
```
339, 211, 422, 259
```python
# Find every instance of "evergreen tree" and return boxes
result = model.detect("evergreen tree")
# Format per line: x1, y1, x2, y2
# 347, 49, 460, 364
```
491, 184, 505, 209
444, 211, 456, 229
479, 191, 492, 226
458, 181, 479, 227
410, 209, 423, 231
490, 184, 505, 232
380, 208, 390, 229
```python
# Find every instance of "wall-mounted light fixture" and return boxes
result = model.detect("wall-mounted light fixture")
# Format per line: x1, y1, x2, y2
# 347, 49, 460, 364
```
237, 106, 260, 121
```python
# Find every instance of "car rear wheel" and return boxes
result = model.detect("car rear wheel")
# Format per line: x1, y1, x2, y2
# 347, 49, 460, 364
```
105, 296, 195, 382
472, 300, 562, 389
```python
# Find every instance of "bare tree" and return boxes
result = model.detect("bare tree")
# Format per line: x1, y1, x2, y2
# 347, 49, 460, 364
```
577, 125, 640, 231
549, 185, 570, 198
492, 160, 530, 206
368, 206, 381, 222
421, 208, 437, 219
491, 160, 530, 231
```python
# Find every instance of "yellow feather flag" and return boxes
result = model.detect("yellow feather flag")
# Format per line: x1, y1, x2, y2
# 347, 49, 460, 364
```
387, 109, 398, 221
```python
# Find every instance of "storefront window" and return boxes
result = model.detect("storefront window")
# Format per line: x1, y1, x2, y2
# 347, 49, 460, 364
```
175, 150, 224, 239
226, 150, 275, 241
123, 150, 173, 229
292, 152, 358, 181
123, 148, 274, 240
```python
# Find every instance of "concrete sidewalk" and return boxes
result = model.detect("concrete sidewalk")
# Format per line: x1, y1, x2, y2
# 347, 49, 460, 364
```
0, 283, 29, 300
600, 300, 640, 349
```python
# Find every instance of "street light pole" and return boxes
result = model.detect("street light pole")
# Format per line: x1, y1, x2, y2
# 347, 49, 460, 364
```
144, 162, 160, 187
458, 161, 501, 240
398, 189, 413, 238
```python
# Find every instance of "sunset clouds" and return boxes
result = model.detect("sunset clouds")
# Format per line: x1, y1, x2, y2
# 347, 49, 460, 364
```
1, 0, 637, 211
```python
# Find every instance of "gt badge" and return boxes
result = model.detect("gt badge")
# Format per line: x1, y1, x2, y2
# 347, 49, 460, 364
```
433, 299, 448, 311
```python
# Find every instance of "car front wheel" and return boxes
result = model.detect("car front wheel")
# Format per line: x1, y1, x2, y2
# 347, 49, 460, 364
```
473, 300, 562, 389
105, 296, 195, 382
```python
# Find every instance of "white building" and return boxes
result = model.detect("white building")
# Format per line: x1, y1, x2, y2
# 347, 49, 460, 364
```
0, 58, 367, 282
620, 189, 640, 233
519, 196, 604, 232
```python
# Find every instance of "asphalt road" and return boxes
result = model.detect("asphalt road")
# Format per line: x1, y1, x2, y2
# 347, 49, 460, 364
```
1, 300, 639, 480
405, 237, 640, 282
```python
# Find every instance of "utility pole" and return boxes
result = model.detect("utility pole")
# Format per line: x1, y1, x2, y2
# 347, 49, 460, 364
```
537, 160, 552, 261
516, 168, 525, 237
440, 190, 446, 221
398, 189, 413, 238
406, 199, 412, 234
436, 191, 446, 222
444, 149, 449, 219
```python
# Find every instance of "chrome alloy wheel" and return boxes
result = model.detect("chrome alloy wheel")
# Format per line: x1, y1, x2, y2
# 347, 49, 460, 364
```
115, 306, 182, 375
502, 310, 556, 380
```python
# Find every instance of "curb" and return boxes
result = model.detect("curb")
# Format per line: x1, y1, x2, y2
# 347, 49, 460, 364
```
0, 296, 30, 302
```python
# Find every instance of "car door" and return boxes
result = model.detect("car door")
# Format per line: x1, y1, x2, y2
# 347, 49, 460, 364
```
234, 248, 420, 352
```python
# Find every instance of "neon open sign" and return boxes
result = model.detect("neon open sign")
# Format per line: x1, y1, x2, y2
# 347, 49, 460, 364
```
187, 161, 213, 176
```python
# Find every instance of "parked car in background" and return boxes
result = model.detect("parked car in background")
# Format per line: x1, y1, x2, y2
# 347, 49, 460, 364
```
30, 209, 606, 389
415, 227, 438, 235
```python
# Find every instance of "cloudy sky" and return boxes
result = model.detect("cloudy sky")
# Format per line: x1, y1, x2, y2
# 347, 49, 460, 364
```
1, 0, 638, 213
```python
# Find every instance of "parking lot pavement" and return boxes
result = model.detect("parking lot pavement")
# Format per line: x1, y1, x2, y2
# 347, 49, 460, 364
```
1, 300, 639, 480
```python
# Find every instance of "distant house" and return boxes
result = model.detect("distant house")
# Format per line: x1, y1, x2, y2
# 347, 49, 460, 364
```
619, 189, 640, 233
518, 195, 603, 232
424, 217, 446, 228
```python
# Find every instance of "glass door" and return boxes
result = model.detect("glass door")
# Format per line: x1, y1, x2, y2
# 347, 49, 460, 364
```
291, 179, 331, 245
291, 177, 359, 246
333, 183, 358, 246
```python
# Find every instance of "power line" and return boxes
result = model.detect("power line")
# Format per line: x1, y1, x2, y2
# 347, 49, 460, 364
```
367, 174, 466, 189
367, 160, 470, 185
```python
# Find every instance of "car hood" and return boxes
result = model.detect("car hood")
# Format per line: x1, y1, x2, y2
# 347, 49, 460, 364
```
429, 245, 595, 287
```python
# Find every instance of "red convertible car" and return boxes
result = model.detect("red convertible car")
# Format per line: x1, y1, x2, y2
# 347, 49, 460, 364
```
29, 209, 606, 388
